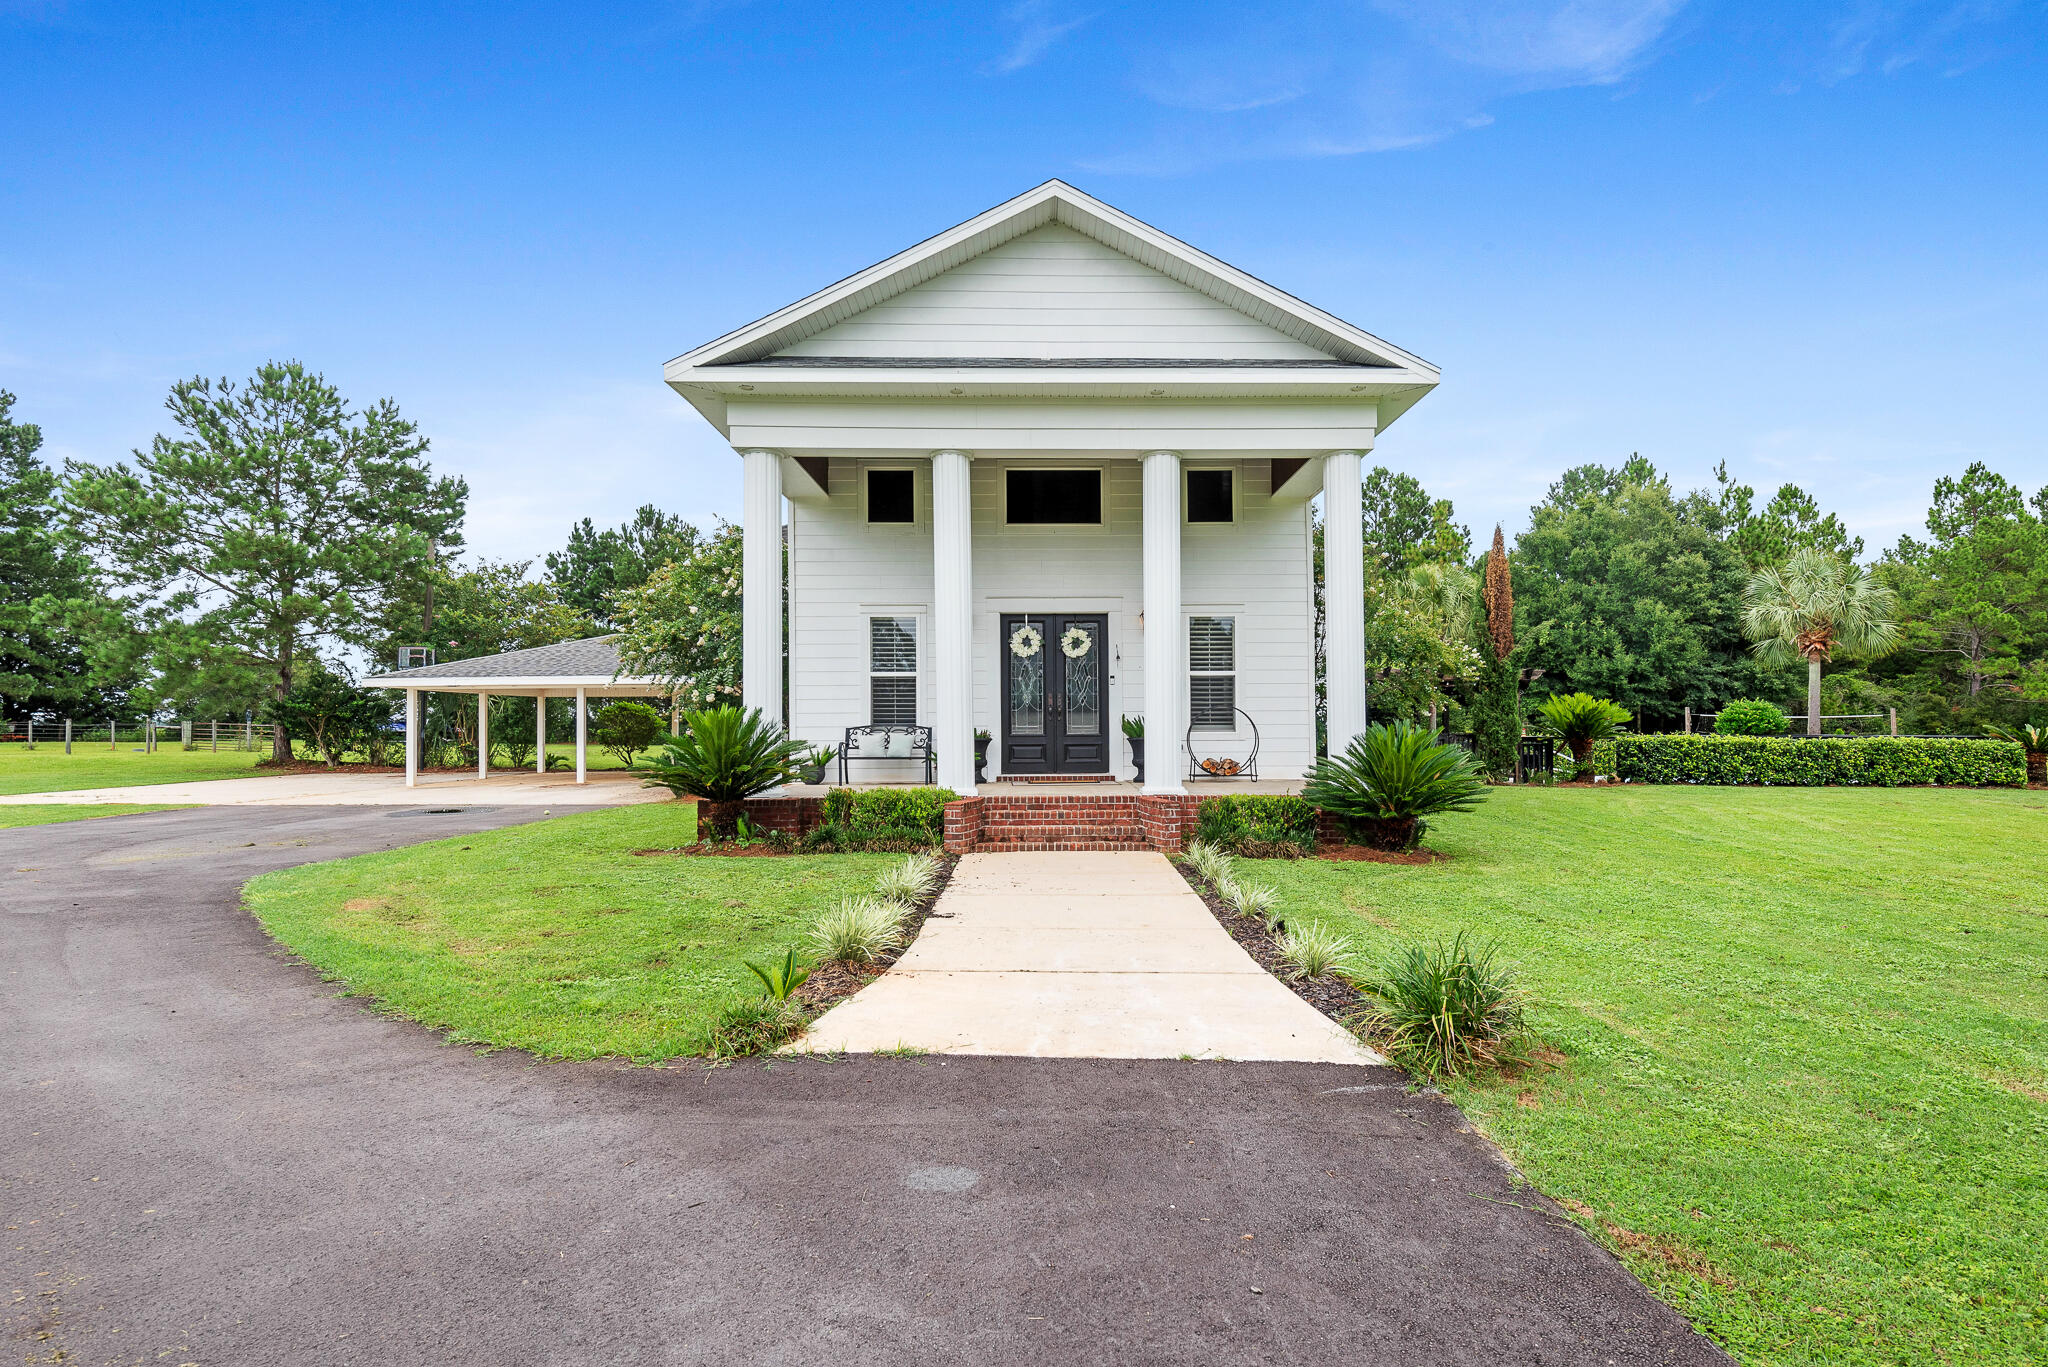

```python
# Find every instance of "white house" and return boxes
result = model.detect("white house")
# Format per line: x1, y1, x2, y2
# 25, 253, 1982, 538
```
665, 181, 1438, 797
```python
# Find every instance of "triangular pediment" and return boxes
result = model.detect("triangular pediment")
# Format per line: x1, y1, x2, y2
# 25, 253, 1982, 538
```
669, 181, 1435, 375
774, 223, 1336, 363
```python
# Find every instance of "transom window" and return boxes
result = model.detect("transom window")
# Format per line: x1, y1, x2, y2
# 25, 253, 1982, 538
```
1186, 469, 1234, 523
1005, 468, 1101, 525
1189, 616, 1236, 731
866, 468, 915, 523
869, 616, 919, 726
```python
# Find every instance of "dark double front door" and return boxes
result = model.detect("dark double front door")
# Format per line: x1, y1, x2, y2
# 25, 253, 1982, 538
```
998, 613, 1109, 775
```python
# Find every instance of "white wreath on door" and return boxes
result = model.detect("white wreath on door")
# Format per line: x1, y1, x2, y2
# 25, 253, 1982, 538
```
1059, 626, 1092, 659
1008, 623, 1044, 659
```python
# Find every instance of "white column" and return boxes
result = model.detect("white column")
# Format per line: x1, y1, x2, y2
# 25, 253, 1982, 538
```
404, 689, 419, 788
740, 448, 784, 727
574, 687, 588, 785
476, 692, 489, 779
1323, 449, 1369, 754
535, 693, 547, 774
1142, 450, 1186, 794
930, 449, 975, 794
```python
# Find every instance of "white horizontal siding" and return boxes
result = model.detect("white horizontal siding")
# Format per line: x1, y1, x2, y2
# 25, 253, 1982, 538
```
776, 224, 1334, 362
787, 457, 1315, 782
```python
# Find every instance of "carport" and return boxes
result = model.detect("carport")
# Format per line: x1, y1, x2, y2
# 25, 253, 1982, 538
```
364, 636, 673, 787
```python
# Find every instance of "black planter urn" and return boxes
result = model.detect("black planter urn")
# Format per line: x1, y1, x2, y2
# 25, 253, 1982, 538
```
1128, 736, 1146, 783
974, 736, 991, 785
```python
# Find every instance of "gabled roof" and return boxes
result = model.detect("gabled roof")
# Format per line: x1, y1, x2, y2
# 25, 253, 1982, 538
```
663, 180, 1440, 431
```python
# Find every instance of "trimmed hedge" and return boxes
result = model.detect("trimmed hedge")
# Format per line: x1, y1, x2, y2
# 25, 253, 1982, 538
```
821, 786, 958, 842
1613, 735, 2025, 788
1194, 794, 1318, 854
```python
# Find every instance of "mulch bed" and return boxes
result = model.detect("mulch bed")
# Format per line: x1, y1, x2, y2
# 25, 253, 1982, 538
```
1319, 844, 1449, 865
633, 843, 794, 858
1174, 860, 1364, 1023
792, 855, 959, 1016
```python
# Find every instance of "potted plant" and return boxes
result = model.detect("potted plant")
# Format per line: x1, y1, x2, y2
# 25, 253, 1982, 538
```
1121, 715, 1145, 782
801, 744, 836, 785
974, 728, 992, 784
640, 706, 806, 841
1986, 722, 2047, 785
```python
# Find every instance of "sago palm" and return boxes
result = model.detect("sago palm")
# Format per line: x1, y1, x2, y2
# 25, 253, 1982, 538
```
1985, 722, 2047, 785
1534, 693, 1631, 763
1741, 549, 1902, 736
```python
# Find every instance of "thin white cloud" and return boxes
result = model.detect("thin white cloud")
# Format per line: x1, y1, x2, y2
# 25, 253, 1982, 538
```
1376, 0, 1687, 80
987, 1, 1093, 73
1822, 0, 2020, 82
1084, 2, 1688, 174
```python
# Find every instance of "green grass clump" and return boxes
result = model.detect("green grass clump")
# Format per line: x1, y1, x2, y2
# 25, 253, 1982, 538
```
244, 803, 894, 1060
1249, 785, 2048, 1365
807, 895, 906, 964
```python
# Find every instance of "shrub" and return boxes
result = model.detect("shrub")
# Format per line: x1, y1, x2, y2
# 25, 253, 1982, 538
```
743, 946, 811, 1000
1194, 795, 1317, 855
709, 996, 806, 1057
1224, 880, 1277, 923
1612, 735, 2025, 787
1713, 699, 1789, 736
1277, 922, 1355, 981
1302, 721, 1489, 850
1534, 693, 1631, 763
1985, 722, 2048, 785
808, 896, 907, 964
1353, 932, 1527, 1079
874, 852, 944, 905
820, 786, 958, 843
1183, 839, 1235, 889
1584, 738, 1617, 778
593, 701, 665, 767
642, 706, 806, 838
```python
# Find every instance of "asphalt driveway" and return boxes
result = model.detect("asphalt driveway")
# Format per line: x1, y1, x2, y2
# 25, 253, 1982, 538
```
4, 806, 1728, 1366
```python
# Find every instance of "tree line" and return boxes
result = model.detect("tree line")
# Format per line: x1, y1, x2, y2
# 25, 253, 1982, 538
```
5, 363, 2040, 765
1337, 453, 2047, 746
0, 366, 741, 765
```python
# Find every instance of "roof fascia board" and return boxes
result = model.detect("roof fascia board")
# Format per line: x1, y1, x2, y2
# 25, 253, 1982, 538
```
664, 180, 1438, 381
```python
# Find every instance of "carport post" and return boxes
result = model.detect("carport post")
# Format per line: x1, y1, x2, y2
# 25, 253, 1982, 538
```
535, 692, 547, 774
671, 689, 680, 737
477, 691, 489, 780
404, 689, 419, 788
64, 719, 72, 754
574, 686, 588, 785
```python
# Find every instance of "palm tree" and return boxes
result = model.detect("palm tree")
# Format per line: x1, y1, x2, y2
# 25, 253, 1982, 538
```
1741, 549, 1902, 736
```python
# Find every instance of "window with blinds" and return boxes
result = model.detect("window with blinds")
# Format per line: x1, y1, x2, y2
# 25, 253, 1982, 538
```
869, 616, 918, 725
1189, 616, 1236, 730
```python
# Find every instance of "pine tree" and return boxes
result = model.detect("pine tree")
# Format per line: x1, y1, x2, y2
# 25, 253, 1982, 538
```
0, 392, 96, 717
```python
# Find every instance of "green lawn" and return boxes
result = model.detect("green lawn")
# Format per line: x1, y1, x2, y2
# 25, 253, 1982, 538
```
0, 740, 656, 796
244, 804, 896, 1060
1251, 786, 2047, 1366
0, 803, 191, 828
0, 743, 267, 795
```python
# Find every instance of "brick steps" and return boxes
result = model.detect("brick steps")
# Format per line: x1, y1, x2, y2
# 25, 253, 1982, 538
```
952, 794, 1173, 852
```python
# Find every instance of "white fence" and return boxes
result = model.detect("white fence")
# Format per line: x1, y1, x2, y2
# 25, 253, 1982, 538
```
1, 719, 280, 752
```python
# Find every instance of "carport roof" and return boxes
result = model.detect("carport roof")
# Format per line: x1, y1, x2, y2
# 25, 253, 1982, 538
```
363, 635, 664, 690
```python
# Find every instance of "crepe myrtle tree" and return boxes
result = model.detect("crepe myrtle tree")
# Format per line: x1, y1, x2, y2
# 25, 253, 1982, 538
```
1742, 548, 1903, 736
63, 362, 466, 762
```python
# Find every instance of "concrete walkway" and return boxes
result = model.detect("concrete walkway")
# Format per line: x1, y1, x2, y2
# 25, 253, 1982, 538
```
800, 851, 1383, 1063
0, 769, 666, 807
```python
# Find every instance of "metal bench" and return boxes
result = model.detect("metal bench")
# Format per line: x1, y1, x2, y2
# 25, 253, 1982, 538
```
838, 723, 935, 786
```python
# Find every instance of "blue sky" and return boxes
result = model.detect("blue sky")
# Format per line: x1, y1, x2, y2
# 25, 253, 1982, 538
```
4, 1, 2044, 563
